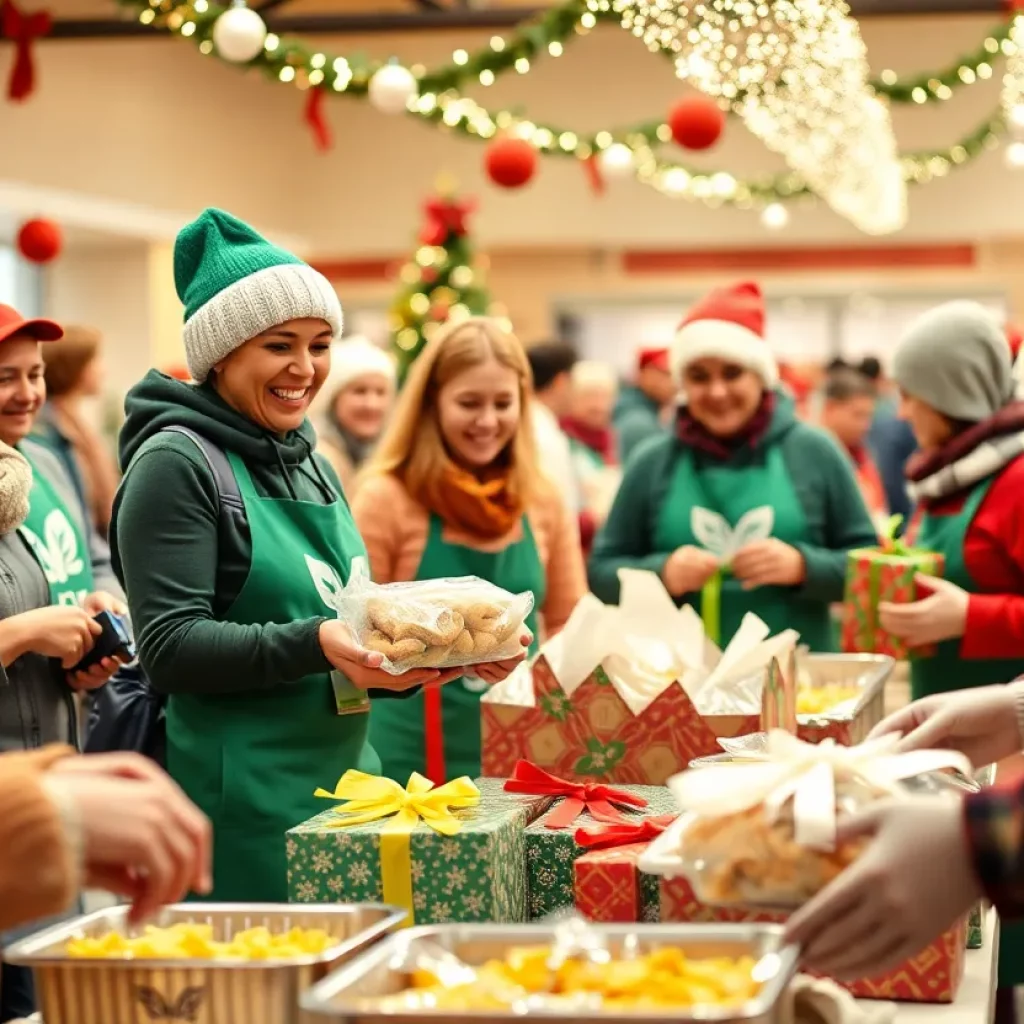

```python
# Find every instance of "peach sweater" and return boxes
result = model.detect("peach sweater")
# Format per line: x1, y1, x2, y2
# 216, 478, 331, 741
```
352, 474, 586, 637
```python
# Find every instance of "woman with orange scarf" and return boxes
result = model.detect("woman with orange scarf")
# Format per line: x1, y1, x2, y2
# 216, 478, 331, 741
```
353, 318, 586, 783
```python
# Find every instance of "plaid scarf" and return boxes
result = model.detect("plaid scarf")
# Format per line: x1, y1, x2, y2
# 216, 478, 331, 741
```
907, 401, 1024, 508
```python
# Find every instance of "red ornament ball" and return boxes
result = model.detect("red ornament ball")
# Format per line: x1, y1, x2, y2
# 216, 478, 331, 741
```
17, 218, 63, 264
484, 137, 537, 189
667, 96, 725, 151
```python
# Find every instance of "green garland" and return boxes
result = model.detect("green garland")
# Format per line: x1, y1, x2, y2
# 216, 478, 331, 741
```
116, 0, 1016, 206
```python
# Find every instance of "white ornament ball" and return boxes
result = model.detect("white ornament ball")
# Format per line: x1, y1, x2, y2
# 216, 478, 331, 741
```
212, 4, 267, 63
599, 143, 635, 180
369, 64, 418, 114
761, 202, 789, 229
1007, 141, 1024, 169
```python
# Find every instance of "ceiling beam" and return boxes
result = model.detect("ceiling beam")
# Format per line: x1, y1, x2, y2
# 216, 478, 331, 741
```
44, 0, 1008, 40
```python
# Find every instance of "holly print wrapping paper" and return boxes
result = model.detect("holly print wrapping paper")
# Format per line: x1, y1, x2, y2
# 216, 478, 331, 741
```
524, 786, 678, 920
286, 777, 551, 925
659, 875, 966, 1003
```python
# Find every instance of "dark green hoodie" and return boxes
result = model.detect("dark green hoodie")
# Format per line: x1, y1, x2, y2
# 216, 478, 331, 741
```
589, 391, 878, 606
111, 371, 342, 695
613, 384, 664, 465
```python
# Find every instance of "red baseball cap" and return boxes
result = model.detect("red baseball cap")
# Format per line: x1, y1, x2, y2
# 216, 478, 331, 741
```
0, 304, 63, 346
638, 347, 669, 372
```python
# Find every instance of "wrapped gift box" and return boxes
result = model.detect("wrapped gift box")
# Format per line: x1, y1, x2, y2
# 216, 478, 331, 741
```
574, 841, 663, 924
523, 780, 676, 920
286, 776, 551, 926
840, 542, 944, 661
659, 874, 966, 1002
482, 570, 798, 785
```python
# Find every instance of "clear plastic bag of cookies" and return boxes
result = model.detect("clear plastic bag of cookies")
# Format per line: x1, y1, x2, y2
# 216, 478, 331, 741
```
337, 560, 535, 675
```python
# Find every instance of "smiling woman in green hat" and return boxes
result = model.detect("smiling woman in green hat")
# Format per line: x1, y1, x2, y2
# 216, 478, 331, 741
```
111, 209, 459, 903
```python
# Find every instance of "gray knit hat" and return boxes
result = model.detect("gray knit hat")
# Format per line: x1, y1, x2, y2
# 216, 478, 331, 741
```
174, 209, 342, 383
892, 300, 1015, 422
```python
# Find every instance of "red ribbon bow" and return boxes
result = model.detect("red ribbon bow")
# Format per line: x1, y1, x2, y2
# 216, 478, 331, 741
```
503, 760, 648, 829
419, 197, 475, 245
574, 813, 677, 850
304, 88, 332, 152
2, 0, 51, 102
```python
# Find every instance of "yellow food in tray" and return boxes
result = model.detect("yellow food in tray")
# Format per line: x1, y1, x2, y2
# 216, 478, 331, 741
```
394, 945, 762, 1011
65, 923, 335, 961
796, 682, 861, 716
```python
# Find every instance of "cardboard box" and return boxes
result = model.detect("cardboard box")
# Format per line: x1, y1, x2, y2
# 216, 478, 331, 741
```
482, 572, 798, 785
286, 777, 551, 925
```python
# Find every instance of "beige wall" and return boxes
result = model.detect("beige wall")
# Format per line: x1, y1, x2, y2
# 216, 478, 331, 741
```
2, 14, 1024, 254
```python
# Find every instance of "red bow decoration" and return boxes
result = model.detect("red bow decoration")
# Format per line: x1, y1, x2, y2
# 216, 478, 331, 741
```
419, 196, 475, 246
574, 813, 677, 850
304, 88, 332, 152
2, 0, 51, 102
582, 154, 605, 197
503, 760, 648, 829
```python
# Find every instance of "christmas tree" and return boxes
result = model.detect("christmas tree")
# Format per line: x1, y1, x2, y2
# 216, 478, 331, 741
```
389, 192, 494, 382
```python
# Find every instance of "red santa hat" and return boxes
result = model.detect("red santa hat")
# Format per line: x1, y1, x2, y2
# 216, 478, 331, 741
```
637, 347, 669, 373
671, 281, 777, 387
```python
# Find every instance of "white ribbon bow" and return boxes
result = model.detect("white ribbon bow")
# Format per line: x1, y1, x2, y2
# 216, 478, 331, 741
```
669, 730, 972, 851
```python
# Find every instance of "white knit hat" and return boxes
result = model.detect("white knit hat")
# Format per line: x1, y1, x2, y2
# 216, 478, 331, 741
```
672, 281, 778, 387
174, 208, 343, 383
311, 335, 396, 417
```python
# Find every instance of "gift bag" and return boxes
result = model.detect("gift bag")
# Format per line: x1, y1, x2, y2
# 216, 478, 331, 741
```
481, 569, 798, 785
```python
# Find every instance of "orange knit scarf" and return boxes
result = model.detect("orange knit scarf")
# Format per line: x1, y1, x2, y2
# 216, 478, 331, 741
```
429, 462, 523, 540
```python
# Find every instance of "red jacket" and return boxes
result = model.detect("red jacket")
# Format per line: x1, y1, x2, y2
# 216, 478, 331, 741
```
917, 455, 1024, 660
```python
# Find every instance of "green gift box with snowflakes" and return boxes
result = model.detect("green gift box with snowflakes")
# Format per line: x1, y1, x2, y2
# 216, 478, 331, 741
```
516, 770, 677, 920
286, 773, 552, 927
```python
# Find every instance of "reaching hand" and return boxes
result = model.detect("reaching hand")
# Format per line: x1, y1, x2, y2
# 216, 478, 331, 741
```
48, 754, 212, 923
318, 619, 447, 692
81, 591, 129, 618
7, 606, 102, 668
785, 796, 979, 981
867, 683, 1024, 769
661, 546, 720, 597
878, 574, 968, 648
731, 539, 806, 590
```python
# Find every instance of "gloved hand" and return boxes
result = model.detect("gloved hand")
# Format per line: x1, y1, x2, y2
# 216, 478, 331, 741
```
784, 796, 980, 981
867, 682, 1024, 769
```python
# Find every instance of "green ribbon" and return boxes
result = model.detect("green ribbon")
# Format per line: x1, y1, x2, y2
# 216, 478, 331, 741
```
701, 568, 724, 646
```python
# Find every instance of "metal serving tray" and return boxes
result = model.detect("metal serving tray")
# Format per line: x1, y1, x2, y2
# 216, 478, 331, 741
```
300, 922, 799, 1023
4, 903, 406, 1024
796, 653, 894, 744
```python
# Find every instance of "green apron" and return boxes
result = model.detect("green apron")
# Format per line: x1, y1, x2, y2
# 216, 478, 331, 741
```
166, 451, 379, 903
18, 448, 94, 605
910, 477, 1024, 987
653, 444, 833, 651
368, 513, 543, 784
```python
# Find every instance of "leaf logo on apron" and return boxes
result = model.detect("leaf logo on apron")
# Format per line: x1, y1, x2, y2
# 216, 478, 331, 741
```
20, 508, 86, 605
691, 506, 775, 563
305, 554, 345, 612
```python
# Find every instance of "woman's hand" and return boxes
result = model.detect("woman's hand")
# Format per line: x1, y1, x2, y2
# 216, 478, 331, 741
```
67, 657, 122, 692
661, 545, 720, 597
47, 753, 212, 923
785, 797, 979, 981
867, 683, 1024, 769
472, 641, 531, 687
82, 591, 129, 618
731, 539, 806, 589
319, 620, 452, 692
0, 606, 102, 668
878, 573, 968, 648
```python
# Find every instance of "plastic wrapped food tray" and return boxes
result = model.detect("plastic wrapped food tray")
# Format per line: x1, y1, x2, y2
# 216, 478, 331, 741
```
300, 921, 799, 1022
3, 903, 406, 1024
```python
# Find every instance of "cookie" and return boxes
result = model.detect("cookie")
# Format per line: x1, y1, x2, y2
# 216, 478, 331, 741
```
362, 630, 427, 661
453, 629, 475, 656
471, 631, 499, 655
459, 601, 506, 634
392, 608, 465, 647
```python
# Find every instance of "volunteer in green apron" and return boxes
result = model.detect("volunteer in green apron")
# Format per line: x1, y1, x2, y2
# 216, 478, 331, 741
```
870, 300, 1024, 1010
590, 281, 877, 649
110, 210, 451, 902
353, 317, 587, 784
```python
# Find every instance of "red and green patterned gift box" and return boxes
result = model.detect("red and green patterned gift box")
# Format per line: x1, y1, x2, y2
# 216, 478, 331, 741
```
840, 519, 944, 660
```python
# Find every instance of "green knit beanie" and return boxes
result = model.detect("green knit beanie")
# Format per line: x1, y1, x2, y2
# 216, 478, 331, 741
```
174, 209, 343, 382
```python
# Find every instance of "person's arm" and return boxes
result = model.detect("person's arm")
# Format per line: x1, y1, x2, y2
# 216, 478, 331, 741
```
965, 778, 1024, 921
0, 745, 80, 932
351, 475, 413, 585
538, 492, 587, 637
114, 445, 331, 695
961, 459, 1024, 660
789, 428, 879, 603
587, 437, 673, 604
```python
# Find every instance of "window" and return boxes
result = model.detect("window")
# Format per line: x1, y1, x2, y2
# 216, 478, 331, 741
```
0, 245, 41, 315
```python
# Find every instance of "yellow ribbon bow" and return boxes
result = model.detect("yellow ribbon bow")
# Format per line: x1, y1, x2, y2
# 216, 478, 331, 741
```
314, 771, 481, 926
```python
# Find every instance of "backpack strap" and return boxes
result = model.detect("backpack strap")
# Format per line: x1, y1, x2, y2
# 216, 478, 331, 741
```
160, 426, 247, 530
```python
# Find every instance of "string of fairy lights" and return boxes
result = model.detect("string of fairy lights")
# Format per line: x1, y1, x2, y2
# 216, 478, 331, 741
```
118, 0, 1024, 232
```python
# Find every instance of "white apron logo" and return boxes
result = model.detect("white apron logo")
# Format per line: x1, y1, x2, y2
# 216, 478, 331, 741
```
691, 506, 774, 562
305, 554, 345, 612
21, 510, 87, 605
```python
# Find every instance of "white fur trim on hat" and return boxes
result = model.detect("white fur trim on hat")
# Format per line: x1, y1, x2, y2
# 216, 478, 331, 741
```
183, 263, 344, 383
671, 318, 779, 387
